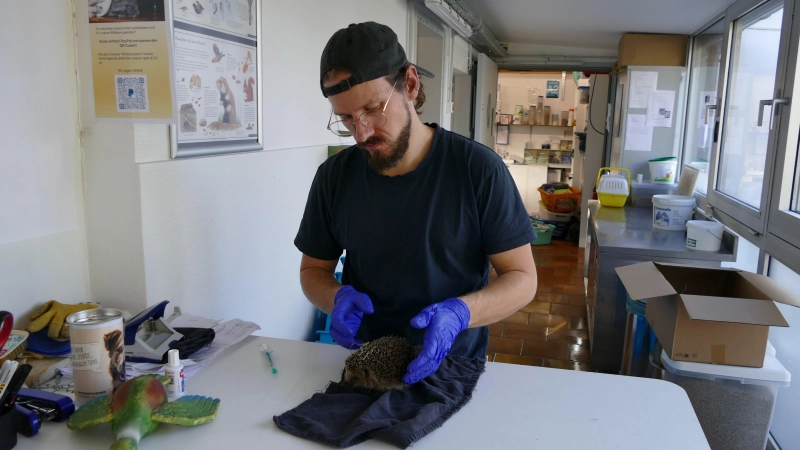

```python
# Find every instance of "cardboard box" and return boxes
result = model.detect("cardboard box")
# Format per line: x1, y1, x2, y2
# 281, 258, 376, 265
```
616, 262, 800, 367
618, 34, 689, 67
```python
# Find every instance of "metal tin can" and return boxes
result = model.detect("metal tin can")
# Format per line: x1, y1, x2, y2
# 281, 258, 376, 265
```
66, 308, 126, 404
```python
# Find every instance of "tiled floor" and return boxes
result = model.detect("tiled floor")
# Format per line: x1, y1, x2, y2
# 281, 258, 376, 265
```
488, 239, 591, 371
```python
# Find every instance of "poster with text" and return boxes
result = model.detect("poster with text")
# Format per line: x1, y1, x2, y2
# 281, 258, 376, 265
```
172, 0, 260, 157
173, 0, 256, 39
88, 0, 176, 122
174, 28, 258, 143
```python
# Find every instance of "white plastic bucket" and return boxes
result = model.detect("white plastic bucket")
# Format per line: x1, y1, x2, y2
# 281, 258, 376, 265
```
653, 195, 695, 231
686, 220, 725, 251
649, 160, 679, 183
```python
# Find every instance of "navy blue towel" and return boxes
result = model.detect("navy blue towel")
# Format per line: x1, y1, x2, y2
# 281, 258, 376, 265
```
273, 355, 485, 448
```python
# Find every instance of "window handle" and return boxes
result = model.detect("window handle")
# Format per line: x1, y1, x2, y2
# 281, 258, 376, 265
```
758, 97, 790, 130
704, 105, 717, 125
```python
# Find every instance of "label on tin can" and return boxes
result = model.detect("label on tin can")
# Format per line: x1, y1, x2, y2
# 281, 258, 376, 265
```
70, 343, 103, 371
67, 308, 126, 404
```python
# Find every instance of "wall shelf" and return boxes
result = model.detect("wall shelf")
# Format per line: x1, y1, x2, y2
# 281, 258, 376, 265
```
548, 164, 573, 169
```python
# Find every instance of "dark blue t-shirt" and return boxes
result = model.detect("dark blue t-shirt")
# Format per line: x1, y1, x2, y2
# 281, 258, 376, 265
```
295, 125, 535, 358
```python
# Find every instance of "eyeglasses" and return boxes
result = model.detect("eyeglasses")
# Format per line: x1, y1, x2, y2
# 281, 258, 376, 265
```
327, 80, 399, 137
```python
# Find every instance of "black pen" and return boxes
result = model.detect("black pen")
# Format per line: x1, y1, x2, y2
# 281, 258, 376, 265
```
0, 364, 32, 413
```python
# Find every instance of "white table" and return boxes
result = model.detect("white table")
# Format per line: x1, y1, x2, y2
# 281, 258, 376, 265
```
16, 336, 710, 449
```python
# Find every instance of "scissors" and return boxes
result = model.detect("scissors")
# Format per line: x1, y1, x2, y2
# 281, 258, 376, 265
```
0, 311, 12, 350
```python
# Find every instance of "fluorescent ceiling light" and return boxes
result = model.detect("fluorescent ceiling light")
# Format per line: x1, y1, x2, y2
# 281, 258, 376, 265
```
424, 0, 472, 38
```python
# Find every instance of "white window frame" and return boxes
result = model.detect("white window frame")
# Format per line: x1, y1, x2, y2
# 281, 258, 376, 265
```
705, 0, 794, 235
767, 0, 800, 251
681, 13, 726, 208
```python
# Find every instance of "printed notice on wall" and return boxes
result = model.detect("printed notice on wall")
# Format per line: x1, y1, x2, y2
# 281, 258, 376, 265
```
88, 0, 176, 122
174, 0, 256, 39
173, 29, 258, 143
646, 90, 676, 128
624, 114, 653, 152
172, 0, 261, 157
628, 71, 658, 109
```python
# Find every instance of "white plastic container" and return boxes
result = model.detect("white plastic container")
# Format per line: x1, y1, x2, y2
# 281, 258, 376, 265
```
630, 181, 675, 206
661, 349, 790, 450
538, 201, 573, 222
686, 220, 725, 251
649, 159, 679, 183
652, 195, 695, 231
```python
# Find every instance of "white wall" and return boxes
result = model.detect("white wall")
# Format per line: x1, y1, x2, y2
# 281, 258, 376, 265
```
0, 0, 90, 321
74, 0, 409, 340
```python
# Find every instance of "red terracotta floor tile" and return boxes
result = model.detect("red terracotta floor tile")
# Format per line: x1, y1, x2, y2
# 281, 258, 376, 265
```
551, 304, 587, 318
489, 323, 505, 337
521, 340, 569, 360
529, 313, 570, 328
553, 284, 586, 295
569, 295, 587, 305
570, 316, 588, 330
503, 311, 530, 325
488, 337, 523, 355
544, 359, 592, 371
536, 292, 571, 304
494, 354, 544, 366
504, 324, 548, 341
519, 301, 551, 314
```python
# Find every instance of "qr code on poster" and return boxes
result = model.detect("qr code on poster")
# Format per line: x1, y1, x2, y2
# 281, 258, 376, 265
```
115, 75, 149, 113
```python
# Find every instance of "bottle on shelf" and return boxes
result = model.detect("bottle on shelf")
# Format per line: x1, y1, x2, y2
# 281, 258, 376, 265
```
536, 109, 543, 126
552, 114, 559, 127
523, 108, 530, 125
543, 106, 551, 127
529, 106, 537, 125
561, 110, 569, 126
537, 96, 544, 112
569, 109, 575, 127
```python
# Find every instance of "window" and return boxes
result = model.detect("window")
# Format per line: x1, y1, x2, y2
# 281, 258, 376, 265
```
717, 3, 783, 208
706, 0, 790, 234
682, 19, 725, 195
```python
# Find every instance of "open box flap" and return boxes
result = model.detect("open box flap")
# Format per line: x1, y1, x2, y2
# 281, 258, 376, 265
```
739, 271, 800, 308
615, 262, 676, 301
681, 294, 789, 327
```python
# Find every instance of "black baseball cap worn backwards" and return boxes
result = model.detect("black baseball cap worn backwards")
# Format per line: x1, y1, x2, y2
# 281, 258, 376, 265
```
320, 21, 435, 98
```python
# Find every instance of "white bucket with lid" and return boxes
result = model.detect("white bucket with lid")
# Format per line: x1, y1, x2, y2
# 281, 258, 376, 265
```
649, 159, 678, 184
652, 195, 695, 231
686, 220, 725, 251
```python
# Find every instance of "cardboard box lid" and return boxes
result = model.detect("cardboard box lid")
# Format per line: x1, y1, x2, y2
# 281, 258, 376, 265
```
680, 294, 789, 327
615, 262, 677, 301
739, 271, 800, 308
616, 261, 800, 327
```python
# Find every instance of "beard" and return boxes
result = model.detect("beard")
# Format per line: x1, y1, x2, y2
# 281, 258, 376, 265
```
358, 103, 412, 173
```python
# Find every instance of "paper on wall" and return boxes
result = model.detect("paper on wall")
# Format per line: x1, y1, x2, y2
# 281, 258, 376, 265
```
646, 90, 676, 128
624, 114, 653, 152
628, 71, 658, 109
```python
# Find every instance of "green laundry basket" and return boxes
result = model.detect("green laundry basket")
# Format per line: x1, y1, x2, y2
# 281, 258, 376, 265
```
530, 220, 556, 245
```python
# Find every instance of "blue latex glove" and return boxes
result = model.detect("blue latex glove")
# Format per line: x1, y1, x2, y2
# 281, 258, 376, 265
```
403, 298, 471, 384
330, 285, 374, 350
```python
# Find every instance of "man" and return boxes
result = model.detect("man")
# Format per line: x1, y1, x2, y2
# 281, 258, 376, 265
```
295, 22, 537, 385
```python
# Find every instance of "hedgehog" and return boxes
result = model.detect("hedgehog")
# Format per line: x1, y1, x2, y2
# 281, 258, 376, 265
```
342, 335, 418, 392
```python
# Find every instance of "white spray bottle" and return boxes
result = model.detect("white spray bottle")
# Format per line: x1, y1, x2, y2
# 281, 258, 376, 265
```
164, 349, 185, 400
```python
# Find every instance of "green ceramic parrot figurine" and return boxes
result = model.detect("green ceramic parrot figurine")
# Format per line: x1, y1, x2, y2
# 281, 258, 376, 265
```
67, 374, 221, 450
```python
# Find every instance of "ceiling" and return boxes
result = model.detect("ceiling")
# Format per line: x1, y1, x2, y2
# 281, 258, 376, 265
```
459, 0, 738, 53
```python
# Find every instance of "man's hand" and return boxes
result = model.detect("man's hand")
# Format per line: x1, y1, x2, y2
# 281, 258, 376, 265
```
330, 286, 374, 350
403, 298, 470, 384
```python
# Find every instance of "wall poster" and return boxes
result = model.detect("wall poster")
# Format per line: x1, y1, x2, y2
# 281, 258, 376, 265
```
87, 0, 177, 122
170, 0, 262, 158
